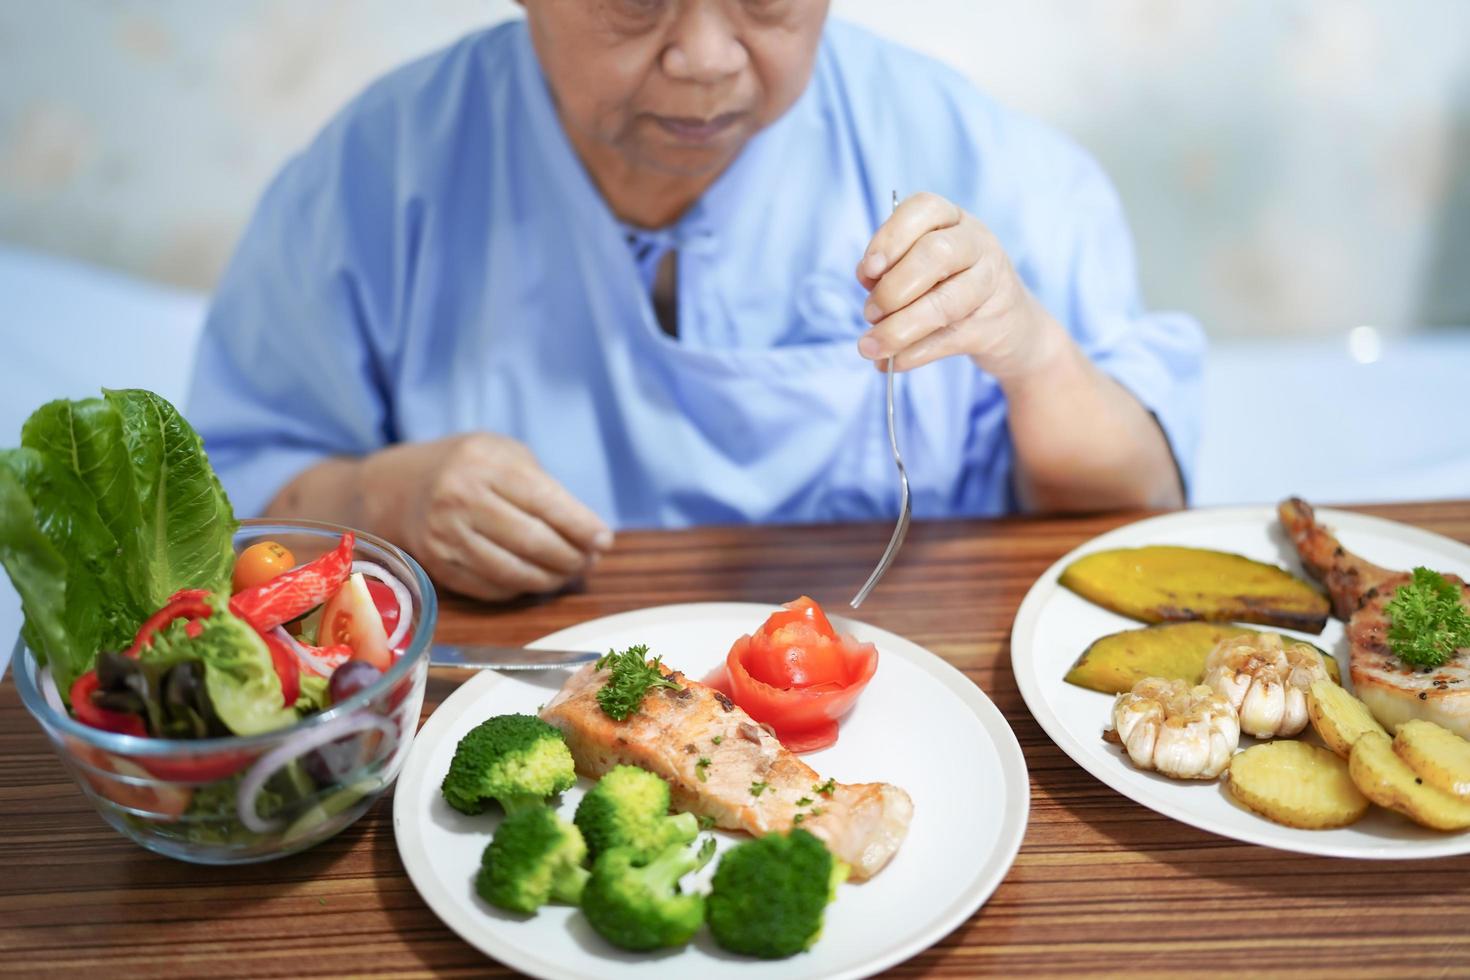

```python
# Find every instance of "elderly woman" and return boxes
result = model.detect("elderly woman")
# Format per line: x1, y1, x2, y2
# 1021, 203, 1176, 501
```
189, 2, 1201, 601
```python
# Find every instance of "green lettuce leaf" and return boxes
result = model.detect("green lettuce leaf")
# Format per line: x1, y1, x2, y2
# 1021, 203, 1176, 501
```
0, 448, 136, 692
295, 672, 331, 714
22, 397, 151, 615
103, 388, 238, 607
143, 598, 297, 736
0, 464, 72, 683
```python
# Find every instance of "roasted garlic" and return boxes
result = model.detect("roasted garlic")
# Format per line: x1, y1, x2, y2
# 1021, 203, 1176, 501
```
1110, 677, 1240, 780
1204, 633, 1328, 738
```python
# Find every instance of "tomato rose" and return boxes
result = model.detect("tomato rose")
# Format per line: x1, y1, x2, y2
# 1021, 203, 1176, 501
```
724, 596, 878, 752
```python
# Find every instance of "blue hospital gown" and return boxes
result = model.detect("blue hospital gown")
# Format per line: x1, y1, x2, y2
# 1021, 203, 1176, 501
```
188, 19, 1203, 528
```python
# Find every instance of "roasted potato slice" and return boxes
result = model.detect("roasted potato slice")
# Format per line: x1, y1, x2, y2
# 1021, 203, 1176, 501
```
1227, 740, 1368, 829
1394, 720, 1470, 798
1349, 731, 1470, 831
1059, 546, 1330, 633
1307, 679, 1388, 759
1065, 622, 1338, 695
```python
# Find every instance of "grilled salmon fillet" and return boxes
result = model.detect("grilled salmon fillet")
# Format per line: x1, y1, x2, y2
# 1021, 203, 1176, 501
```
1280, 497, 1470, 739
540, 661, 912, 880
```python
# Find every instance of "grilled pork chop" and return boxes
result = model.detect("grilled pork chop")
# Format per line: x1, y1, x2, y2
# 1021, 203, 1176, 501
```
1279, 497, 1470, 738
540, 661, 912, 880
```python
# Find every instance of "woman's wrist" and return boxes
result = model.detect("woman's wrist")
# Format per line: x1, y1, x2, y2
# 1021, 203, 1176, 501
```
979, 291, 1076, 395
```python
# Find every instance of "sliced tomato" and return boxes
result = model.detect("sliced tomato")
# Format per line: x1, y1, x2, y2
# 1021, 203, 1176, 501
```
756, 595, 836, 640
319, 572, 393, 672
723, 596, 878, 753
365, 579, 399, 637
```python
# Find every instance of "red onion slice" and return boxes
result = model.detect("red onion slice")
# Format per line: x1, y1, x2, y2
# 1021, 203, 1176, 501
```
351, 560, 412, 649
235, 710, 399, 834
271, 626, 341, 678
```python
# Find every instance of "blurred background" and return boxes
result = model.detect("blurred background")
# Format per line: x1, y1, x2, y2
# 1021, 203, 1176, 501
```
3, 0, 1468, 668
5, 0, 1470, 334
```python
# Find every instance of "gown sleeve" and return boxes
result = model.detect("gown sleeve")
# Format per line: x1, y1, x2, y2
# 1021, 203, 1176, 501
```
185, 107, 401, 518
1017, 140, 1207, 500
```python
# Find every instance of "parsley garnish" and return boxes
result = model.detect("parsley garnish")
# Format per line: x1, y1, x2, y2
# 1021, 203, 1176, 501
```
795, 796, 813, 806
1386, 568, 1470, 668
793, 813, 805, 825
813, 778, 836, 797
696, 757, 711, 782
749, 781, 769, 797
810, 806, 825, 817
594, 644, 681, 720
697, 814, 717, 831
711, 735, 723, 745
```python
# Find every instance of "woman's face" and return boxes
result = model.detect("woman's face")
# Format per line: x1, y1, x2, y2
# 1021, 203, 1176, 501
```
523, 0, 830, 180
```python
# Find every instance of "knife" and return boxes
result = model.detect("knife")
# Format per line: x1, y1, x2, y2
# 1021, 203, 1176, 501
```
429, 643, 601, 671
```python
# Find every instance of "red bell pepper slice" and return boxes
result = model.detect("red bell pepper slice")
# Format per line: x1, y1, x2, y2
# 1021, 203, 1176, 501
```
68, 671, 149, 738
126, 595, 216, 656
229, 532, 354, 633
259, 629, 303, 706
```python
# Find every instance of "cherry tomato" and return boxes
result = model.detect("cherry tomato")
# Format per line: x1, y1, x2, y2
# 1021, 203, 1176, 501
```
723, 596, 879, 753
232, 540, 296, 593
318, 572, 393, 672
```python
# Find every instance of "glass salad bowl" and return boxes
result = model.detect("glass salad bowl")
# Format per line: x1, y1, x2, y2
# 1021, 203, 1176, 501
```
12, 520, 437, 865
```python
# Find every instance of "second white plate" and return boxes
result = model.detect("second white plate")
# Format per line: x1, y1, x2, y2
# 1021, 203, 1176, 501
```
395, 602, 1029, 978
1012, 505, 1470, 859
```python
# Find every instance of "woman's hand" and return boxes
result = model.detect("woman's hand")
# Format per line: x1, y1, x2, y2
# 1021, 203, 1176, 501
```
854, 191, 1184, 512
354, 433, 613, 601
855, 192, 1059, 383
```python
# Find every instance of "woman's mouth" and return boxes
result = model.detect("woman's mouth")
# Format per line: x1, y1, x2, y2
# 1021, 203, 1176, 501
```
652, 112, 744, 145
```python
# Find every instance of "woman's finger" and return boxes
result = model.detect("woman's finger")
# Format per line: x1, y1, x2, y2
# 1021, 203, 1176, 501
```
438, 512, 572, 596
856, 191, 962, 287
465, 489, 591, 578
859, 261, 990, 361
488, 450, 615, 555
863, 214, 985, 323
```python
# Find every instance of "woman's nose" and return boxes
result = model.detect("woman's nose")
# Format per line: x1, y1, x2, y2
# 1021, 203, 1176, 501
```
661, 2, 748, 82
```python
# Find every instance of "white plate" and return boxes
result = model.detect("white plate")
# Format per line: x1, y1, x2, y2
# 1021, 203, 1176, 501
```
1012, 506, 1470, 859
394, 602, 1029, 978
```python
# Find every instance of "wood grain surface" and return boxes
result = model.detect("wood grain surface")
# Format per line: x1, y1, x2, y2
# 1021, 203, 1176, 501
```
3, 501, 1470, 978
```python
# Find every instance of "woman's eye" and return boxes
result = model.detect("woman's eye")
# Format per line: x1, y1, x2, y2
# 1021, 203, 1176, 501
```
601, 0, 666, 29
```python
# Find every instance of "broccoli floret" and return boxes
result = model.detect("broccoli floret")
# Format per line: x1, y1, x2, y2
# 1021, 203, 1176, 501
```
475, 806, 590, 914
575, 765, 699, 861
706, 829, 848, 958
441, 714, 576, 815
581, 837, 716, 951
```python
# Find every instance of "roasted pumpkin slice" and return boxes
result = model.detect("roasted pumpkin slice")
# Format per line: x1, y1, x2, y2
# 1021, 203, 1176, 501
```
1059, 546, 1330, 633
1065, 621, 1338, 695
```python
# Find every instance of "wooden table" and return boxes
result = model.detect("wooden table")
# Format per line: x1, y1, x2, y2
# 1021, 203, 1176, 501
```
4, 501, 1470, 977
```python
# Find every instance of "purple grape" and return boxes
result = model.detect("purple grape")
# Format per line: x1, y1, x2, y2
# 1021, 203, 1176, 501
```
329, 660, 384, 705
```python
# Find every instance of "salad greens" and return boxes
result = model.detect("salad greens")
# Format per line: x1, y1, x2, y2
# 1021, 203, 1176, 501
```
0, 389, 237, 695
142, 595, 299, 736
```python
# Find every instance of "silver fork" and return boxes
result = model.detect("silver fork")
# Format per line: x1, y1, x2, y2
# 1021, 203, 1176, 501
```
850, 191, 912, 609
